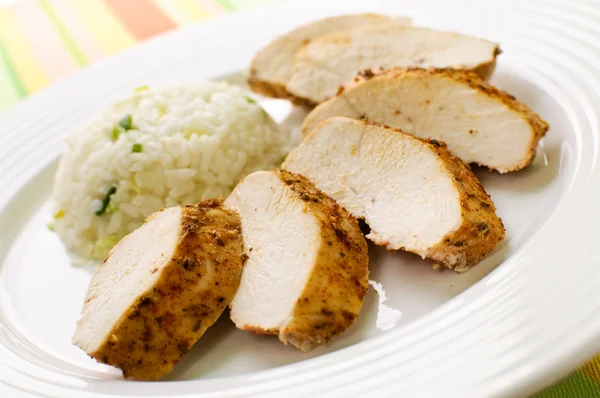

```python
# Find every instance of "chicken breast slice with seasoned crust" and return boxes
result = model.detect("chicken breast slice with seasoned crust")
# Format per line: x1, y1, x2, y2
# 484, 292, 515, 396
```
226, 170, 369, 352
249, 13, 411, 102
302, 68, 549, 173
283, 117, 505, 272
286, 25, 501, 104
72, 199, 245, 381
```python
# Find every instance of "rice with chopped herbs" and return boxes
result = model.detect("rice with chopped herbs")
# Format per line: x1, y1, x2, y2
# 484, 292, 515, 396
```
52, 82, 289, 260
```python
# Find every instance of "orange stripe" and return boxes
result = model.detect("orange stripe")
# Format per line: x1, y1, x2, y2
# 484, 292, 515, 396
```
103, 0, 176, 41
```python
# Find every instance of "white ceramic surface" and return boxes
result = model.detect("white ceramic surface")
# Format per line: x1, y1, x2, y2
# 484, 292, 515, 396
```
1, 0, 600, 397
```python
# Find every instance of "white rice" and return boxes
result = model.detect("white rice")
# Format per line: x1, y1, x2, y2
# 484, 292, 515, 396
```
52, 82, 290, 260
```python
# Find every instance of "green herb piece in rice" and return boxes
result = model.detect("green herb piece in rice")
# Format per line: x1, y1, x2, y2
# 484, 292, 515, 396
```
111, 126, 121, 141
245, 96, 256, 104
132, 143, 143, 153
105, 201, 117, 214
158, 104, 167, 117
47, 209, 64, 232
95, 187, 117, 216
134, 85, 149, 93
118, 114, 133, 131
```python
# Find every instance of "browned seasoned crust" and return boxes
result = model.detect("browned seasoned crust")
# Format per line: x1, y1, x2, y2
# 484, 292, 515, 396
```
240, 325, 279, 335
349, 119, 504, 272
248, 68, 288, 99
275, 170, 369, 351
348, 120, 504, 271
409, 137, 505, 272
247, 13, 408, 106
339, 49, 501, 90
355, 119, 505, 271
471, 48, 500, 81
250, 43, 499, 108
88, 198, 245, 380
289, 55, 498, 108
248, 69, 316, 107
345, 66, 548, 172
285, 117, 504, 272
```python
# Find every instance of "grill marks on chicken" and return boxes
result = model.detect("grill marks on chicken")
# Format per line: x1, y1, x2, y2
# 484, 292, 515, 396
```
225, 170, 369, 351
302, 67, 548, 172
72, 199, 245, 380
283, 117, 505, 272
285, 25, 501, 104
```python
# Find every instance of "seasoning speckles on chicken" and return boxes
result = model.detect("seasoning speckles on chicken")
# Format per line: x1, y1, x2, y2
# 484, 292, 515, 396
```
302, 67, 548, 172
248, 13, 411, 104
286, 25, 500, 104
225, 170, 369, 351
72, 199, 245, 380
283, 117, 505, 272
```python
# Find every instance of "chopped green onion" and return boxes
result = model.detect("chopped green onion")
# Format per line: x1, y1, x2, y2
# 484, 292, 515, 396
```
112, 114, 133, 140
105, 202, 117, 214
245, 96, 256, 104
132, 143, 143, 153
134, 85, 149, 93
46, 222, 55, 232
118, 114, 133, 131
96, 187, 117, 216
111, 126, 121, 141
53, 209, 65, 219
158, 104, 167, 117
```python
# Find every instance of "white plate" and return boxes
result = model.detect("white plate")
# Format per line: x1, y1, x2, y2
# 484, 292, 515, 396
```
2, 0, 600, 396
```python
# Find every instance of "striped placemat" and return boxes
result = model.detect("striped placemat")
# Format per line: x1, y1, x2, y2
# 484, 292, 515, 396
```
0, 0, 266, 110
0, 1, 598, 396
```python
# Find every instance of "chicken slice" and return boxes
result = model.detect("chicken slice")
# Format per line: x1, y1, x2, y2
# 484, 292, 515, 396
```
283, 117, 505, 272
72, 199, 245, 380
249, 13, 412, 102
302, 68, 549, 172
225, 170, 369, 351
286, 25, 501, 104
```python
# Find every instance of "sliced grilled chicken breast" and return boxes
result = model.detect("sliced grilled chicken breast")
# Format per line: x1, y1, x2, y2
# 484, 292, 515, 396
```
302, 68, 549, 172
226, 170, 369, 351
72, 199, 245, 380
283, 117, 505, 272
249, 13, 411, 102
286, 25, 501, 104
